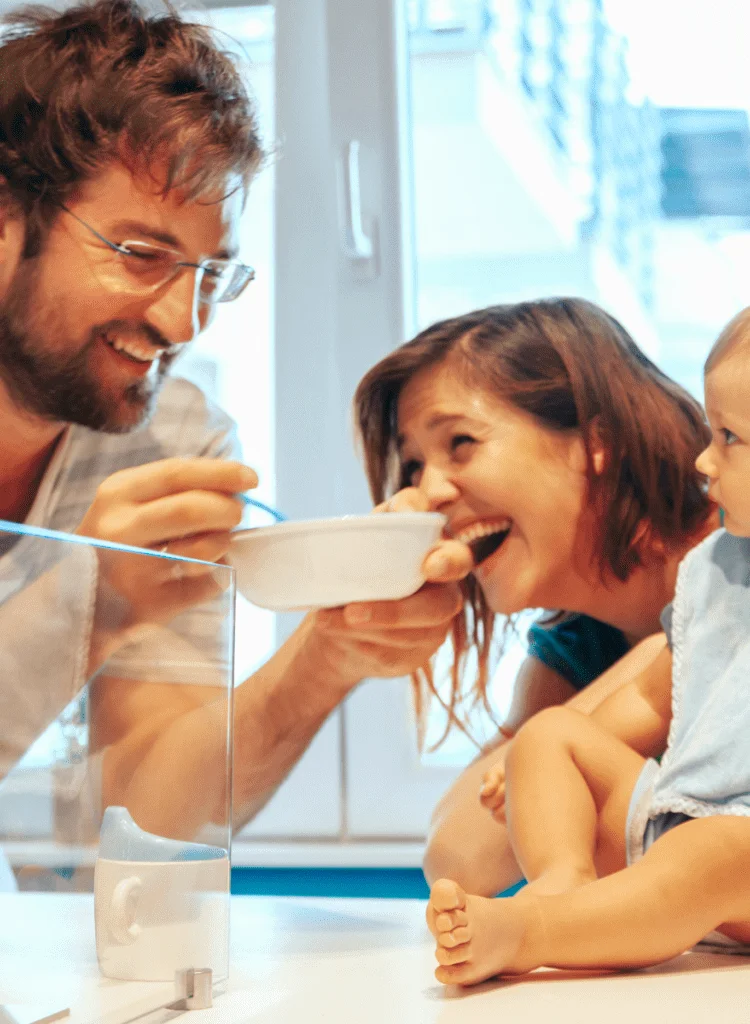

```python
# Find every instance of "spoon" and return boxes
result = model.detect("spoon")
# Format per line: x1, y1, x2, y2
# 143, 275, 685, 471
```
238, 493, 287, 522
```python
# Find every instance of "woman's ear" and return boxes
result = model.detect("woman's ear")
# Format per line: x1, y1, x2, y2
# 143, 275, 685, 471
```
588, 417, 608, 475
632, 519, 665, 560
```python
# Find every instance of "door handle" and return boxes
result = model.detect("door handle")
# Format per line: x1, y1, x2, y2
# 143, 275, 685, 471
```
341, 140, 377, 270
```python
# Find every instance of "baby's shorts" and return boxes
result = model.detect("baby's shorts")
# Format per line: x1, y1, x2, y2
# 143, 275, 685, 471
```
625, 758, 750, 955
625, 758, 689, 865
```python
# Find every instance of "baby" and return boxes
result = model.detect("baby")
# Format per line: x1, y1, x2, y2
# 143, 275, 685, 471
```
426, 308, 750, 985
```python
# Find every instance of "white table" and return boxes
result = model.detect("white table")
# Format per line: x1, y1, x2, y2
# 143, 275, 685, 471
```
2, 894, 750, 1023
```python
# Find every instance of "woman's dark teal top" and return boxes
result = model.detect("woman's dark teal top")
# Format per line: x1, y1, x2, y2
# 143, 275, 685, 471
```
526, 614, 630, 691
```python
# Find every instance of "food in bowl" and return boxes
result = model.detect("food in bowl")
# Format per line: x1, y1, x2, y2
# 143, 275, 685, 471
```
228, 512, 446, 611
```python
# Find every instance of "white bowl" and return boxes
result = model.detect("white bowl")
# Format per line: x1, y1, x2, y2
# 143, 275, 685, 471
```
228, 512, 446, 611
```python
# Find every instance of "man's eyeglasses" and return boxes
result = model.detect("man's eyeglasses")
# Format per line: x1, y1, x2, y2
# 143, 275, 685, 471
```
59, 206, 255, 305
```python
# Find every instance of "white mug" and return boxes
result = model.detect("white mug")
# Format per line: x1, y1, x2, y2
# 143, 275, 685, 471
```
94, 856, 230, 982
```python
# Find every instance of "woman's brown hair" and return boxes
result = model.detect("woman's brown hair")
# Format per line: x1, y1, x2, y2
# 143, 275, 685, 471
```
354, 298, 712, 745
0, 0, 263, 255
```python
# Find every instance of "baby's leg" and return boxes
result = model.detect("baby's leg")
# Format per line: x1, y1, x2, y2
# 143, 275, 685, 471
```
426, 705, 641, 947
427, 705, 644, 971
430, 815, 750, 985
505, 706, 646, 893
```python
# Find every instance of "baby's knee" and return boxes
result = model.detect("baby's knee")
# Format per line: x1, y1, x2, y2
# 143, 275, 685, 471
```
508, 706, 587, 776
514, 704, 583, 750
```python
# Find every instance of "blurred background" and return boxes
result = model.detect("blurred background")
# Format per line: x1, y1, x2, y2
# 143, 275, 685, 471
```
3, 0, 749, 893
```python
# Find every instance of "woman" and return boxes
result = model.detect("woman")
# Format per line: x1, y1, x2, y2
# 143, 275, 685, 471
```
354, 297, 717, 897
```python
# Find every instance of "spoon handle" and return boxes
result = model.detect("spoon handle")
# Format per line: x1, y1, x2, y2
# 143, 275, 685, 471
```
238, 494, 287, 522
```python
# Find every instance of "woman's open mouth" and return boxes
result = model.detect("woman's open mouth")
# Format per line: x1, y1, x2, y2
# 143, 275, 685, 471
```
454, 519, 512, 566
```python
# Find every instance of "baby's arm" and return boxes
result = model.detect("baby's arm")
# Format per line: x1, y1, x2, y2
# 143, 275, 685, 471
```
481, 643, 673, 823
591, 643, 673, 756
479, 747, 508, 821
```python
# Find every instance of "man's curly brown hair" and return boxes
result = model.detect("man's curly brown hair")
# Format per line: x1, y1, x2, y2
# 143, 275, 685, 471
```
0, 0, 263, 254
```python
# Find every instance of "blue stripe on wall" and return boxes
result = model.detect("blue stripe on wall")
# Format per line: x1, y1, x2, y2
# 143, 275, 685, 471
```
231, 867, 527, 900
231, 867, 430, 899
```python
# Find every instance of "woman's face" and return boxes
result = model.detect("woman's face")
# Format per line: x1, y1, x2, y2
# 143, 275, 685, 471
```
397, 360, 599, 615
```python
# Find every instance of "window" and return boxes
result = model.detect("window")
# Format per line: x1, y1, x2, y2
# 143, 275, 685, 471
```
4, 0, 750, 864
344, 0, 750, 835
410, 0, 750, 763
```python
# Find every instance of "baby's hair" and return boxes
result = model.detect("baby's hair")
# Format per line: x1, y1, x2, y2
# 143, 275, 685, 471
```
705, 307, 750, 374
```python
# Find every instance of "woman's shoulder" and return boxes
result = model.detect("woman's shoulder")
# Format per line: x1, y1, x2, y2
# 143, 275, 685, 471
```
527, 613, 629, 691
530, 611, 622, 637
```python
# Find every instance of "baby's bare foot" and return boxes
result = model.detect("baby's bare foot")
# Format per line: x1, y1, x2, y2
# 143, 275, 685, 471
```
428, 879, 541, 986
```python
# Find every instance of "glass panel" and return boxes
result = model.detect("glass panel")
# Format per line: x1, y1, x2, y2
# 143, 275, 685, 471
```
179, 5, 277, 686
407, 0, 749, 762
186, 1, 343, 842
0, 522, 233, 1009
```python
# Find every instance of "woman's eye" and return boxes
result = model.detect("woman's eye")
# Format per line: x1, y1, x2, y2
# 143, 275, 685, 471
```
401, 459, 422, 485
450, 434, 475, 452
721, 428, 739, 446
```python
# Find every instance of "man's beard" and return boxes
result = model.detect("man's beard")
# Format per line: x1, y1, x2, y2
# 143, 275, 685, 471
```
0, 260, 178, 433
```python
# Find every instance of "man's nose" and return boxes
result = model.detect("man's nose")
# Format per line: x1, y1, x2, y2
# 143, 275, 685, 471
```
144, 267, 204, 345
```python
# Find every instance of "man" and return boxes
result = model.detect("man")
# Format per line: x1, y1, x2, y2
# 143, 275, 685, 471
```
0, 0, 470, 840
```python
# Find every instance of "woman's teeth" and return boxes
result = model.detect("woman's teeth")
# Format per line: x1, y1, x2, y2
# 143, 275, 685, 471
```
455, 520, 512, 566
455, 520, 512, 545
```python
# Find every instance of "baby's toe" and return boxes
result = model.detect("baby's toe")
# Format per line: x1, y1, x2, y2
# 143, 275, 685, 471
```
430, 878, 467, 915
438, 925, 471, 948
436, 942, 472, 966
435, 963, 473, 986
435, 908, 468, 932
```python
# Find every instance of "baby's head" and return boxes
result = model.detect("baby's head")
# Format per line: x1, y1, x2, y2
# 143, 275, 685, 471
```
696, 308, 750, 536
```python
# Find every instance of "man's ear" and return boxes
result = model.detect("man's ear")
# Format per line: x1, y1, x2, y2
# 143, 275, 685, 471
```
0, 199, 25, 295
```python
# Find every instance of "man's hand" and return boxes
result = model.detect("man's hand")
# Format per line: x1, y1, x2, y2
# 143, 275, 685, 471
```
305, 486, 473, 689
76, 457, 257, 642
375, 485, 473, 584
77, 457, 256, 553
310, 582, 464, 686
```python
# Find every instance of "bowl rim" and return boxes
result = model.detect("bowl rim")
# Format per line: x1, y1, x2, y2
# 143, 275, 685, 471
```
231, 511, 446, 543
